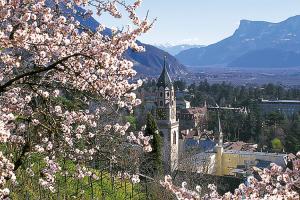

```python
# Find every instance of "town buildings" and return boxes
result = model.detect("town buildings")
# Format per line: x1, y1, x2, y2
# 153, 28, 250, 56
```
140, 60, 290, 177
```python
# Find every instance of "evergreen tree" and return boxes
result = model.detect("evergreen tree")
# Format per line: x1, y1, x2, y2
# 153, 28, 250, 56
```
286, 113, 300, 153
174, 80, 186, 91
144, 112, 163, 175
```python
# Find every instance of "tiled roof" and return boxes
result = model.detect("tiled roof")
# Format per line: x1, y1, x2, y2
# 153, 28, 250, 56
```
184, 138, 216, 152
223, 141, 258, 151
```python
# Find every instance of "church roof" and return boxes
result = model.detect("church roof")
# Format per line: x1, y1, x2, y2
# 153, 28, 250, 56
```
185, 138, 216, 152
157, 57, 173, 88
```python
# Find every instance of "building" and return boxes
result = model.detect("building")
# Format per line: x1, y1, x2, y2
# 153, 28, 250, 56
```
177, 106, 208, 134
178, 116, 288, 177
139, 58, 208, 172
259, 99, 300, 117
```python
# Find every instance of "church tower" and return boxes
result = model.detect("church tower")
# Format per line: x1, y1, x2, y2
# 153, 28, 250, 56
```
215, 114, 224, 176
155, 57, 179, 172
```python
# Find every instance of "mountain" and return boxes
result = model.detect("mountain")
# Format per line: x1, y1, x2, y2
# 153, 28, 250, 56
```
154, 44, 205, 56
64, 4, 187, 76
176, 15, 300, 68
126, 42, 187, 76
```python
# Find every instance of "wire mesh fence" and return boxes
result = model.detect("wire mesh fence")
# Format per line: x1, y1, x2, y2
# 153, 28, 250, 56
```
10, 158, 157, 200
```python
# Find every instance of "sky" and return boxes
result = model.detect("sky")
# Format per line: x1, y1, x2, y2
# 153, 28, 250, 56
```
95, 0, 300, 46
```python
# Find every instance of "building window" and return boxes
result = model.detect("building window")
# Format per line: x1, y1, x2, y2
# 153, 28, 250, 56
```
173, 131, 176, 144
160, 101, 163, 106
160, 92, 163, 97
167, 92, 169, 97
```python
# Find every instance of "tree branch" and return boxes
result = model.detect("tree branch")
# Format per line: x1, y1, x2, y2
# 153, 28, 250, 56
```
0, 53, 88, 93
13, 141, 30, 171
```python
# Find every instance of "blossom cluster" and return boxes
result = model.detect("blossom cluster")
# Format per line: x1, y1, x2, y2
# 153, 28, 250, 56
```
0, 152, 15, 199
161, 152, 300, 200
127, 131, 152, 152
116, 171, 140, 184
74, 164, 98, 180
0, 120, 10, 143
39, 157, 61, 192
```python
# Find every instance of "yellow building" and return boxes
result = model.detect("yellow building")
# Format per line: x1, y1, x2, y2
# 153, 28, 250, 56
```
220, 151, 286, 176
178, 116, 287, 177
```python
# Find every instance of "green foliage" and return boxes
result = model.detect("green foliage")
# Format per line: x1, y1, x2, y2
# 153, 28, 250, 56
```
285, 113, 300, 153
124, 115, 137, 131
144, 112, 163, 176
271, 138, 283, 151
9, 154, 145, 199
174, 80, 186, 91
265, 111, 284, 126
183, 80, 300, 152
141, 79, 156, 91
54, 96, 85, 110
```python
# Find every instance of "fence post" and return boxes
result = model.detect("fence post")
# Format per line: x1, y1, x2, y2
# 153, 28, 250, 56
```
57, 179, 60, 200
100, 171, 103, 188
89, 176, 94, 200
131, 182, 134, 199
145, 182, 149, 200
26, 191, 30, 200
124, 181, 127, 199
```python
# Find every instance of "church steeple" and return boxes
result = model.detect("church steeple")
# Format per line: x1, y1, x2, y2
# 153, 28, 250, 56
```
154, 56, 179, 173
157, 56, 173, 88
215, 113, 224, 176
218, 114, 223, 147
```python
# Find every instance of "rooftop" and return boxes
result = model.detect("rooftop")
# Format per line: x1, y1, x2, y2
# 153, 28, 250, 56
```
223, 141, 258, 152
261, 99, 300, 104
185, 138, 216, 152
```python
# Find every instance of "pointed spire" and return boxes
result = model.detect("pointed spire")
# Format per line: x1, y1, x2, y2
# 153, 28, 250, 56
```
161, 56, 167, 75
157, 56, 173, 88
218, 113, 223, 147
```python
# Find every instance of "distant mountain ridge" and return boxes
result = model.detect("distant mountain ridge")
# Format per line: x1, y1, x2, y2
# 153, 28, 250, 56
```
126, 42, 187, 76
154, 44, 205, 56
176, 15, 300, 68
69, 5, 187, 76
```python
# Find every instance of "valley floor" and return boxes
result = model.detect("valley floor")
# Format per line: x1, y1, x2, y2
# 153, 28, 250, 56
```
185, 66, 300, 87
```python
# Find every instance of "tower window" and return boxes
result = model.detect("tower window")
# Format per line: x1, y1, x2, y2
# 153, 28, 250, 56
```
160, 101, 163, 106
167, 92, 169, 97
173, 131, 176, 144
160, 92, 163, 97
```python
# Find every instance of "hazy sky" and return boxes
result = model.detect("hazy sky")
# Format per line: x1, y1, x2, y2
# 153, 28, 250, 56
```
96, 0, 300, 45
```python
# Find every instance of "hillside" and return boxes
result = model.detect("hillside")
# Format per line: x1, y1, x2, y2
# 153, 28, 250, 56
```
71, 5, 187, 76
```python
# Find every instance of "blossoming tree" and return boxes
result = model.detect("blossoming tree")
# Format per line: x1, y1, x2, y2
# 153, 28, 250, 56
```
0, 0, 154, 198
